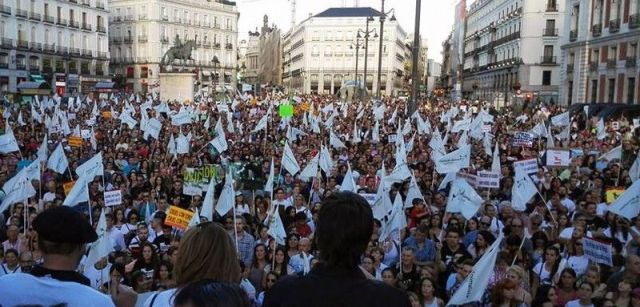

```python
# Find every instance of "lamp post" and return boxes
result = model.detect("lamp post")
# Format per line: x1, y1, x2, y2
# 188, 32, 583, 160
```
211, 55, 219, 95
358, 16, 378, 98
350, 33, 363, 91
409, 0, 421, 114
376, 0, 395, 98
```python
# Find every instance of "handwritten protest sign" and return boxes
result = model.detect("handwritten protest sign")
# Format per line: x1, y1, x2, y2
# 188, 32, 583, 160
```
104, 190, 122, 207
583, 237, 613, 266
476, 171, 500, 189
165, 206, 195, 230
546, 149, 571, 167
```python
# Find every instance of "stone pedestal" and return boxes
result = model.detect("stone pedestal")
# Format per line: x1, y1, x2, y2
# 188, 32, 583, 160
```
159, 72, 196, 102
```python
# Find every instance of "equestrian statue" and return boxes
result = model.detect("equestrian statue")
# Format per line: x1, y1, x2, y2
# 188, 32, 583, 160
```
161, 36, 196, 67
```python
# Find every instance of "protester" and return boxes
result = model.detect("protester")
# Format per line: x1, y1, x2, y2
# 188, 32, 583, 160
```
173, 279, 251, 307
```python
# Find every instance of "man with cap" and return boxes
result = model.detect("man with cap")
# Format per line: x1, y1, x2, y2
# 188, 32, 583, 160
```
0, 206, 114, 307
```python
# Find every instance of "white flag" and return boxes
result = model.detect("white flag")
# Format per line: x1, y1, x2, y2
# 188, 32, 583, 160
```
512, 168, 537, 212
0, 172, 36, 214
551, 111, 570, 127
380, 194, 407, 242
119, 111, 138, 129
339, 162, 358, 193
85, 210, 114, 267
607, 180, 640, 221
251, 115, 269, 133
297, 151, 318, 182
401, 119, 412, 136
203, 116, 211, 130
176, 133, 190, 154
448, 233, 504, 306
215, 172, 235, 216
201, 178, 215, 222
264, 158, 275, 193
438, 172, 457, 190
47, 143, 68, 174
546, 125, 555, 148
209, 118, 228, 153
447, 178, 484, 219
63, 176, 90, 207
529, 122, 547, 138
597, 118, 607, 140
281, 142, 300, 175
267, 206, 287, 245
435, 145, 470, 174
0, 124, 19, 154
37, 135, 48, 163
352, 121, 362, 144
429, 127, 447, 158
491, 142, 501, 173
372, 121, 380, 143
75, 152, 104, 179
319, 145, 334, 175
330, 130, 346, 149
404, 174, 424, 209
630, 152, 640, 183
17, 111, 25, 126
143, 118, 162, 140
188, 208, 201, 228
167, 134, 177, 156
415, 114, 431, 135
598, 145, 622, 161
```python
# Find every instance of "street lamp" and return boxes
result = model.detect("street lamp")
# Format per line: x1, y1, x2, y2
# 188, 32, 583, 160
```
211, 55, 220, 95
376, 0, 396, 98
358, 16, 378, 98
350, 33, 364, 91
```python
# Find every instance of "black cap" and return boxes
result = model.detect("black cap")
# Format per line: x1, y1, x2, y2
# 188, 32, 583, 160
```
33, 206, 98, 244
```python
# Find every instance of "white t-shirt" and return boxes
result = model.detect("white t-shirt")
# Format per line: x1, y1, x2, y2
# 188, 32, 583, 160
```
559, 227, 593, 240
566, 255, 589, 277
565, 299, 594, 307
532, 262, 553, 285
0, 273, 114, 307
83, 263, 112, 290
143, 288, 176, 307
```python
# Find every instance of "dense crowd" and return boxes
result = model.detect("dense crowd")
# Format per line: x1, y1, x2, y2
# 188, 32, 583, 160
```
0, 90, 639, 307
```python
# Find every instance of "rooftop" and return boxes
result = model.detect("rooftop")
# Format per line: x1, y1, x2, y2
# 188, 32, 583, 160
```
315, 7, 382, 18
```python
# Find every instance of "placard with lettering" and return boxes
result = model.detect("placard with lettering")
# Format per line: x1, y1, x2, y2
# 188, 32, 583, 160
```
165, 206, 195, 230
104, 190, 122, 207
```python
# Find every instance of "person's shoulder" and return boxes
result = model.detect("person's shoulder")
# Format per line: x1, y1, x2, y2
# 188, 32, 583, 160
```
143, 289, 176, 307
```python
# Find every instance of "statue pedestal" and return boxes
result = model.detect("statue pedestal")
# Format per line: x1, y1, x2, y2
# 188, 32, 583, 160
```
159, 72, 196, 102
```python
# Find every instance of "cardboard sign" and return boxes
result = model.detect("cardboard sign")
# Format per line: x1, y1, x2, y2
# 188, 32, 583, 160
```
165, 206, 195, 230
104, 190, 122, 207
546, 149, 571, 167
63, 181, 74, 195
68, 136, 83, 147
514, 159, 539, 175
512, 132, 535, 147
583, 237, 613, 266
476, 171, 500, 189
606, 188, 625, 204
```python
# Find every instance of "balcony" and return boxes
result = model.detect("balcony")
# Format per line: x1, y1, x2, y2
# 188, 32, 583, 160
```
543, 28, 558, 37
96, 51, 108, 59
609, 19, 620, 33
81, 49, 92, 57
29, 66, 40, 73
161, 15, 168, 21
1, 38, 13, 49
546, 1, 558, 11
631, 14, 640, 29
213, 23, 220, 29
69, 0, 77, 3
42, 66, 52, 74
43, 43, 55, 53
566, 64, 574, 73
203, 41, 211, 48
29, 11, 41, 21
57, 18, 67, 26
124, 36, 133, 43
81, 0, 90, 7
592, 24, 602, 37
139, 14, 147, 20
96, 1, 105, 9
225, 43, 233, 50
69, 20, 79, 28
57, 46, 68, 55
97, 25, 106, 33
68, 67, 78, 74
96, 67, 104, 76
569, 30, 577, 41
195, 40, 201, 47
213, 42, 221, 49
16, 63, 26, 70
43, 15, 55, 23
30, 42, 42, 51
82, 23, 92, 31
540, 56, 557, 65
16, 9, 28, 18
626, 57, 637, 68
55, 65, 65, 73
0, 5, 10, 15
0, 62, 7, 69
607, 59, 617, 69
17, 40, 29, 50
160, 36, 169, 43
138, 36, 148, 43
81, 67, 90, 75
110, 37, 122, 44
589, 62, 598, 71
125, 15, 134, 21
70, 48, 81, 56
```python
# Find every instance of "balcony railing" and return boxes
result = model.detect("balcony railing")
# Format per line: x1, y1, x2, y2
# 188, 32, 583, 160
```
29, 12, 41, 20
626, 57, 637, 68
97, 25, 106, 33
70, 48, 81, 56
589, 62, 598, 71
29, 66, 40, 73
1, 38, 13, 48
609, 19, 620, 33
592, 24, 602, 37
69, 20, 79, 28
546, 1, 558, 11
213, 42, 221, 49
160, 36, 169, 43
543, 28, 558, 36
0, 5, 10, 15
82, 49, 92, 57
139, 14, 147, 20
81, 68, 90, 75
57, 46, 68, 55
43, 15, 55, 23
16, 9, 28, 18
82, 23, 92, 31
81, 0, 90, 7
225, 43, 233, 50
96, 68, 104, 76
607, 59, 617, 69
97, 51, 108, 59
138, 36, 148, 43
161, 15, 168, 21
124, 15, 133, 21
631, 14, 640, 29
68, 67, 78, 74
566, 64, 574, 73
96, 1, 105, 9
569, 30, 577, 41
17, 40, 29, 50
30, 42, 42, 51
0, 62, 8, 69
43, 43, 55, 53
55, 65, 65, 73
124, 37, 133, 43
57, 18, 67, 26
42, 66, 53, 74
541, 56, 557, 64
16, 63, 26, 70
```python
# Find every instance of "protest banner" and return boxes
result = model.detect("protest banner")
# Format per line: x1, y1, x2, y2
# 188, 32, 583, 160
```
68, 136, 83, 147
512, 132, 535, 147
513, 158, 539, 175
63, 181, 74, 195
583, 237, 613, 266
165, 206, 195, 230
606, 188, 625, 204
546, 149, 571, 167
476, 171, 500, 189
104, 190, 122, 207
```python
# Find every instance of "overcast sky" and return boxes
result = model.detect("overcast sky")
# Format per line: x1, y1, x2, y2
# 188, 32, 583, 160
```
235, 0, 457, 63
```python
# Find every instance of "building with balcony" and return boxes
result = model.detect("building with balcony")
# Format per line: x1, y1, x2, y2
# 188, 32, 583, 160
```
239, 15, 282, 92
0, 0, 110, 95
560, 0, 640, 105
108, 0, 239, 93
462, 0, 565, 106
282, 7, 410, 96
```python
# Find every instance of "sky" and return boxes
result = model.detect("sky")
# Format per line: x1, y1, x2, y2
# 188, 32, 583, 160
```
235, 0, 458, 63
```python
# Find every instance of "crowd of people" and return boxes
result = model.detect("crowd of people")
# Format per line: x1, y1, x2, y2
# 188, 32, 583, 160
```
0, 89, 638, 307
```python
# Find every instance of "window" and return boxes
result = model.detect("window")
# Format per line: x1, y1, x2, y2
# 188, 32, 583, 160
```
628, 78, 636, 103
324, 46, 332, 57
542, 71, 551, 85
543, 45, 554, 57
630, 43, 638, 59
610, 46, 618, 61
567, 81, 573, 105
608, 78, 615, 103
591, 80, 598, 103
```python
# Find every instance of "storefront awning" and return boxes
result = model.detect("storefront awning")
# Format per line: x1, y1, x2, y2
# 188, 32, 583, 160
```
30, 74, 46, 83
17, 81, 51, 95
95, 81, 115, 89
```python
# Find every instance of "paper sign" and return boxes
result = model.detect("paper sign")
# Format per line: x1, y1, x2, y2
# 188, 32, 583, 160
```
63, 181, 74, 195
359, 193, 377, 206
457, 172, 477, 188
217, 104, 229, 113
242, 84, 252, 92
512, 132, 535, 147
165, 206, 195, 230
583, 237, 613, 266
546, 149, 571, 167
183, 183, 202, 196
606, 188, 625, 204
612, 121, 619, 131
104, 190, 122, 207
68, 136, 83, 147
514, 159, 539, 175
476, 171, 500, 189
388, 134, 398, 143
279, 104, 294, 118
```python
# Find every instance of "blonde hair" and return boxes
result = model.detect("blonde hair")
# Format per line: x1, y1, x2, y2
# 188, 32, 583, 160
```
174, 222, 241, 286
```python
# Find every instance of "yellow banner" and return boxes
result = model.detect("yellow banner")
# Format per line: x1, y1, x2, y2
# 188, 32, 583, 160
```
606, 189, 625, 204
165, 206, 194, 230
63, 181, 74, 195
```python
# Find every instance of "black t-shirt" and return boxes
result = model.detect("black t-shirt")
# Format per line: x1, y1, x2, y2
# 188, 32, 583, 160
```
263, 265, 411, 307
585, 216, 608, 232
396, 264, 420, 292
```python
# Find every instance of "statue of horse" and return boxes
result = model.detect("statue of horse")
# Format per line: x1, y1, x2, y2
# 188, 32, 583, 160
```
161, 40, 197, 66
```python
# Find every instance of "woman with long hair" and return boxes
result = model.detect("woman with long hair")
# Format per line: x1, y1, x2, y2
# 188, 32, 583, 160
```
490, 279, 523, 307
151, 261, 175, 291
506, 265, 532, 306
583, 265, 607, 300
248, 244, 268, 293
565, 238, 589, 277
531, 284, 558, 307
466, 230, 495, 260
418, 277, 444, 307
263, 247, 294, 279
285, 233, 300, 258
531, 246, 562, 298
143, 222, 241, 306
554, 267, 577, 306
256, 271, 280, 307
